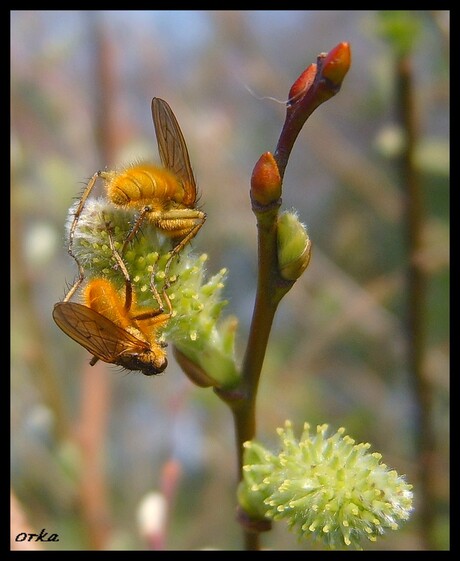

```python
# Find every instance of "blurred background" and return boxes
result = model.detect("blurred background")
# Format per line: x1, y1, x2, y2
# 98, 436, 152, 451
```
11, 10, 449, 550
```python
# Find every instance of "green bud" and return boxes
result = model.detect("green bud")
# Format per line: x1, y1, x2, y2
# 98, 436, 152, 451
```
277, 211, 312, 280
239, 421, 414, 550
173, 346, 217, 388
68, 198, 239, 386
237, 441, 277, 520
67, 198, 171, 294
172, 313, 240, 389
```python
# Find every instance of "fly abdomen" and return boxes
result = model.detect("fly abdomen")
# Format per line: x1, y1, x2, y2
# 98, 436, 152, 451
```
104, 164, 185, 207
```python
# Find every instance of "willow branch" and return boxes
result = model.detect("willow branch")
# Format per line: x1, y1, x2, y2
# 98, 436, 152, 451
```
215, 43, 351, 550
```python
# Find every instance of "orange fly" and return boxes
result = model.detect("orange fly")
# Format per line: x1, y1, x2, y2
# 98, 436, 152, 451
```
53, 97, 199, 372
67, 97, 205, 298
53, 278, 171, 376
53, 221, 173, 375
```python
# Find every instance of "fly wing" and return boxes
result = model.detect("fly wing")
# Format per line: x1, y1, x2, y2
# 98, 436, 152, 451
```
53, 301, 149, 364
152, 97, 197, 205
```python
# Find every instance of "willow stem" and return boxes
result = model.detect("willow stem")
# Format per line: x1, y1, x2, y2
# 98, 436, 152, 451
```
225, 200, 293, 550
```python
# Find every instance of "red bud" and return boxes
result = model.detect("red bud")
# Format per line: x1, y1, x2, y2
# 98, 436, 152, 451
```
288, 63, 317, 105
321, 42, 351, 87
250, 152, 282, 206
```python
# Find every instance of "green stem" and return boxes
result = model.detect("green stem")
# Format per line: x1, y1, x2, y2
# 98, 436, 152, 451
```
231, 209, 277, 444
221, 200, 293, 549
234, 202, 288, 451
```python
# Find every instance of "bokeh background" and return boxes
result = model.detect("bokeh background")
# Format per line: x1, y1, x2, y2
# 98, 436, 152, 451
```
11, 10, 449, 550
